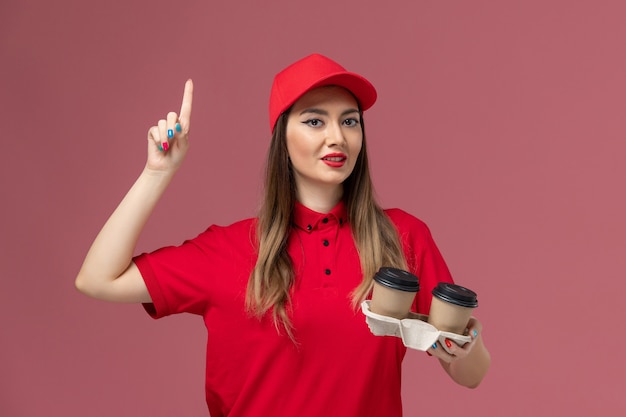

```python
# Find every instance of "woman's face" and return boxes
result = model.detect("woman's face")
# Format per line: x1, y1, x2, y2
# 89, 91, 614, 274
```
286, 86, 363, 199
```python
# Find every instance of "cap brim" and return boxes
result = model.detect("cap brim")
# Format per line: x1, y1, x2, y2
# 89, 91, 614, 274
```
305, 72, 377, 112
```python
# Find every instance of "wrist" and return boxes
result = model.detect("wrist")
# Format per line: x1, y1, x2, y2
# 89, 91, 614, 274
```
141, 166, 177, 182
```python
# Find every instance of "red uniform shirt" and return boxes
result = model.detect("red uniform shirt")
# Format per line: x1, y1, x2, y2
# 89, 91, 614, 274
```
134, 201, 453, 417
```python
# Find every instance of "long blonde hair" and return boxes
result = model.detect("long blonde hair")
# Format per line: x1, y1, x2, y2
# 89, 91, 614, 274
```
246, 110, 408, 339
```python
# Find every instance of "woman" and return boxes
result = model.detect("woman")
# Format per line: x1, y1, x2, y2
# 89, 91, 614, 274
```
75, 53, 490, 416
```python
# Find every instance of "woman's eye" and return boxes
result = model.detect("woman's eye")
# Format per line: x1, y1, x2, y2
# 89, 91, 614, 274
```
343, 118, 360, 127
304, 119, 322, 127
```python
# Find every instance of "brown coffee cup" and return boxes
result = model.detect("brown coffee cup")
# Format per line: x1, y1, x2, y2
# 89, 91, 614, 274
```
427, 283, 478, 335
369, 267, 419, 319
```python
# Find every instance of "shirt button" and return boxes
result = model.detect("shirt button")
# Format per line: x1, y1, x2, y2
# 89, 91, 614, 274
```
325, 269, 331, 275
323, 240, 329, 246
322, 218, 329, 224
306, 225, 312, 231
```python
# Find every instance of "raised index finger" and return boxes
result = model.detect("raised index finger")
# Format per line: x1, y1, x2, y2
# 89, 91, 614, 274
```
179, 79, 194, 129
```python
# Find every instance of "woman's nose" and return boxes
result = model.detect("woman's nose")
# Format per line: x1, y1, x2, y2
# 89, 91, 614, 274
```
325, 122, 346, 146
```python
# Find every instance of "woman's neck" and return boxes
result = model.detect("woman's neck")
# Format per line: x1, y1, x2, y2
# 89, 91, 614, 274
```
296, 184, 343, 213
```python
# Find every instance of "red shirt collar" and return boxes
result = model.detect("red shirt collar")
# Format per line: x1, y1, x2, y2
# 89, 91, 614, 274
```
292, 200, 347, 232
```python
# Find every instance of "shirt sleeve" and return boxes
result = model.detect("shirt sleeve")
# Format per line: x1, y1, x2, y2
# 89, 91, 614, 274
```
386, 209, 455, 315
133, 219, 257, 319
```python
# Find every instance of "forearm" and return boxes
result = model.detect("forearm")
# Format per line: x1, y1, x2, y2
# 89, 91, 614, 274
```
442, 336, 491, 388
75, 167, 173, 295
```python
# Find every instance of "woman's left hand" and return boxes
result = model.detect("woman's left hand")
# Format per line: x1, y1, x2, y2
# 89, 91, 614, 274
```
427, 317, 483, 363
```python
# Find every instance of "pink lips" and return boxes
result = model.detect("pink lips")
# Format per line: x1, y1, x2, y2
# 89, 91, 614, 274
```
321, 153, 347, 168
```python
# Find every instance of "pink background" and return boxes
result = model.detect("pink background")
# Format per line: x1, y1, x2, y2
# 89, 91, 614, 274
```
2, 0, 625, 415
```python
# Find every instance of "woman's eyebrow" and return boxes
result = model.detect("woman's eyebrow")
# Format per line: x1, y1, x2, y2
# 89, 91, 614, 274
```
299, 108, 360, 116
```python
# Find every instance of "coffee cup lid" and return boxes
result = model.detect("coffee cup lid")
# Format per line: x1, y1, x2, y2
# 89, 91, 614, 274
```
432, 283, 478, 308
373, 267, 419, 292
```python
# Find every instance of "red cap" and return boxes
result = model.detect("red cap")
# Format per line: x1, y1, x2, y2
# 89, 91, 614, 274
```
269, 53, 377, 132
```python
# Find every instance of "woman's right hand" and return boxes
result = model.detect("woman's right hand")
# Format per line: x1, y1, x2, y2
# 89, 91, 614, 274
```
146, 79, 194, 173
75, 79, 195, 303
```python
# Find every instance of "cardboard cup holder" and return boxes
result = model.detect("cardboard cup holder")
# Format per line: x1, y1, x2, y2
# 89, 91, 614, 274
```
361, 300, 471, 353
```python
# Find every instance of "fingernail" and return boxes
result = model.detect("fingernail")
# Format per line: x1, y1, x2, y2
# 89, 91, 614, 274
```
162, 142, 169, 152
158, 144, 163, 151
473, 330, 478, 338
175, 123, 182, 132
445, 339, 452, 348
167, 129, 174, 139
432, 342, 437, 349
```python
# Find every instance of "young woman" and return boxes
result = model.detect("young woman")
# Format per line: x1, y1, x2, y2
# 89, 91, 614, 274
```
75, 53, 490, 416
